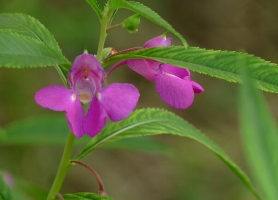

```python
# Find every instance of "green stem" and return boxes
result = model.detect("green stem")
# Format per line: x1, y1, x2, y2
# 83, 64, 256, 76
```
96, 5, 114, 62
96, 18, 108, 61
54, 64, 67, 86
46, 131, 76, 200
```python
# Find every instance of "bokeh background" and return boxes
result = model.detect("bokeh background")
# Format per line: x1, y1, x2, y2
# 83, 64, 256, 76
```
1, 0, 278, 199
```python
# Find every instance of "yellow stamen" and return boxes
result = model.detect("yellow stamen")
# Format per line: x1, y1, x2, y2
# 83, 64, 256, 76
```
71, 94, 77, 101
80, 93, 90, 101
96, 93, 101, 99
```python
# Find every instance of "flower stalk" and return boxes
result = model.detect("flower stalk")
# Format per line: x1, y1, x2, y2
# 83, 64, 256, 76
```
96, 4, 111, 62
46, 131, 76, 200
71, 160, 108, 196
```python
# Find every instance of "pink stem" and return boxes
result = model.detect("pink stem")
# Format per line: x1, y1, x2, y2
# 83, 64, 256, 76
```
70, 160, 108, 196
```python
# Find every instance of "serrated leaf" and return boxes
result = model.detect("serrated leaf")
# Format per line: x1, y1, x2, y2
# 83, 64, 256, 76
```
239, 66, 278, 199
104, 46, 278, 93
0, 13, 61, 51
0, 115, 73, 145
86, 0, 102, 21
74, 108, 261, 199
104, 137, 172, 154
0, 13, 70, 81
0, 174, 13, 200
62, 192, 113, 200
109, 0, 188, 46
0, 31, 69, 68
0, 115, 170, 155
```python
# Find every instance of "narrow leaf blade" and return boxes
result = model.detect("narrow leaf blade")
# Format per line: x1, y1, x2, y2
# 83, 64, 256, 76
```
86, 0, 102, 21
0, 31, 69, 68
239, 67, 278, 199
104, 137, 172, 154
1, 115, 170, 155
0, 173, 13, 200
109, 0, 188, 46
62, 192, 113, 200
1, 115, 72, 145
104, 46, 278, 93
75, 108, 261, 199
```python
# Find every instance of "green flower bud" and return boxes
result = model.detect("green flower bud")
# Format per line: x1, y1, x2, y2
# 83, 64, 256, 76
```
102, 47, 117, 59
121, 14, 141, 34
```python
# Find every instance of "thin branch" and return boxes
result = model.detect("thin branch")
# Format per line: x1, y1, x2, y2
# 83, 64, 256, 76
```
70, 160, 108, 196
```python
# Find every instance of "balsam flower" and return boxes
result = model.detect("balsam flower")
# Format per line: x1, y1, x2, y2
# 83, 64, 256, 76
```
109, 35, 204, 109
35, 52, 140, 137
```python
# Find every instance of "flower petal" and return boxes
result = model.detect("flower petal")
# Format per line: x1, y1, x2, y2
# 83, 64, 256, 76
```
98, 83, 140, 121
160, 64, 190, 78
126, 59, 157, 81
83, 97, 107, 137
68, 52, 106, 90
143, 35, 172, 48
66, 97, 85, 138
34, 86, 74, 111
35, 86, 85, 137
191, 81, 204, 93
155, 74, 194, 109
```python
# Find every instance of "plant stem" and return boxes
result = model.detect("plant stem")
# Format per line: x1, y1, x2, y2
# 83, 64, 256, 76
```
46, 131, 76, 200
96, 11, 108, 61
70, 160, 108, 196
96, 4, 114, 62
106, 23, 121, 33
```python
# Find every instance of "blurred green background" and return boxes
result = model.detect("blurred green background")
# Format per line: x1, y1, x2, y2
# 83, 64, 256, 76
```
1, 0, 278, 199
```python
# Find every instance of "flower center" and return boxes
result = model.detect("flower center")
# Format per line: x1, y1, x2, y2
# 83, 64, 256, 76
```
75, 77, 97, 104
83, 67, 89, 78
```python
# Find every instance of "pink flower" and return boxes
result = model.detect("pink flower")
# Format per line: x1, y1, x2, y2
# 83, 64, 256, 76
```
109, 35, 204, 109
3, 172, 13, 187
35, 52, 140, 137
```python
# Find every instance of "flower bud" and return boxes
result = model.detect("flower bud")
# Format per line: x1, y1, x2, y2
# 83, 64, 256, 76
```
121, 14, 141, 34
102, 47, 117, 60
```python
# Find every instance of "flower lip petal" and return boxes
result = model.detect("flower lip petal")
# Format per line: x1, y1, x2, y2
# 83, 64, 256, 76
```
143, 35, 172, 48
34, 85, 85, 137
191, 81, 204, 93
127, 59, 157, 81
34, 86, 74, 111
155, 73, 194, 109
66, 97, 85, 138
98, 83, 140, 122
83, 97, 107, 137
160, 64, 190, 78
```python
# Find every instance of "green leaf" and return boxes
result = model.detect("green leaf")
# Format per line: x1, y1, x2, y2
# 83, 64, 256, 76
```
0, 13, 70, 81
0, 173, 13, 200
104, 46, 278, 93
239, 66, 278, 199
0, 31, 69, 68
0, 13, 61, 51
86, 0, 102, 21
74, 108, 261, 199
14, 177, 47, 200
104, 137, 172, 155
0, 115, 170, 155
0, 115, 88, 146
62, 192, 113, 200
109, 0, 188, 47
